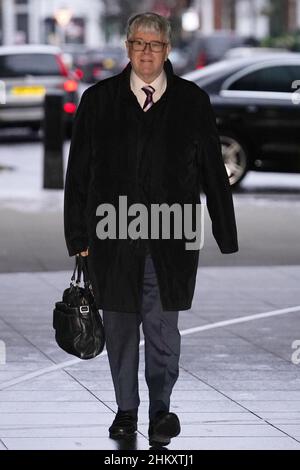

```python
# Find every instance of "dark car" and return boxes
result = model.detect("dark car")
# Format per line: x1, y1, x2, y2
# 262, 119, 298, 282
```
182, 31, 255, 72
183, 53, 300, 186
0, 44, 79, 136
63, 45, 128, 84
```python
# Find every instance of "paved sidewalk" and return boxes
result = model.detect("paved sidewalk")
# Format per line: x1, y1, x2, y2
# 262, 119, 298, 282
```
0, 265, 300, 450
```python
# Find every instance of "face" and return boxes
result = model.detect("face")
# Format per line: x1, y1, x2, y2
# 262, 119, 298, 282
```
126, 29, 171, 83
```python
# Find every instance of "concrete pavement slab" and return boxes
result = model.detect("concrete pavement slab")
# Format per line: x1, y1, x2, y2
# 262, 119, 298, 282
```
0, 436, 150, 450
0, 423, 283, 439
0, 390, 102, 401
0, 402, 111, 413
0, 440, 7, 450
165, 436, 300, 450
258, 412, 300, 423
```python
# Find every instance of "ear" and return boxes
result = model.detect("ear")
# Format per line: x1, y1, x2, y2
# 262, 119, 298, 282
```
165, 43, 171, 61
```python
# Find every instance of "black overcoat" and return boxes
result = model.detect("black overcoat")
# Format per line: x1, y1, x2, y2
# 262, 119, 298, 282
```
64, 60, 238, 313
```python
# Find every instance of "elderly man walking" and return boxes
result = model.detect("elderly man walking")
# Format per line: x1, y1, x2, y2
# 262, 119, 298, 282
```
64, 12, 238, 447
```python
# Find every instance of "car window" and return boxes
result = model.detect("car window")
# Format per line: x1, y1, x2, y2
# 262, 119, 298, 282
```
202, 36, 243, 55
0, 53, 61, 77
228, 65, 300, 92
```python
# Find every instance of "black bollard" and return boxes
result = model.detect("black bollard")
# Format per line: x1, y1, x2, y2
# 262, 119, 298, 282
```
43, 91, 64, 189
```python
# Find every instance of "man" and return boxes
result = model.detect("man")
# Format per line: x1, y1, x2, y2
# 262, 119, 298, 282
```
64, 12, 238, 447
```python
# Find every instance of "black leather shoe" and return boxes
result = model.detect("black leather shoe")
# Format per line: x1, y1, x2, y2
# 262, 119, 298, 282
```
109, 409, 138, 439
148, 411, 181, 446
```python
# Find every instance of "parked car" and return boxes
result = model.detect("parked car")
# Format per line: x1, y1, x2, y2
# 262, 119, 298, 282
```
182, 31, 256, 72
224, 46, 289, 60
183, 53, 300, 186
168, 47, 189, 75
0, 44, 79, 136
62, 43, 92, 81
63, 44, 128, 83
82, 46, 128, 83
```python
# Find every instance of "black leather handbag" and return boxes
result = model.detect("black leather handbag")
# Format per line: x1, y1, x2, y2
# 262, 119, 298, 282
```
53, 255, 105, 360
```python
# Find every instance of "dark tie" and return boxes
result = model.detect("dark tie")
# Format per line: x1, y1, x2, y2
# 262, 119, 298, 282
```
142, 85, 155, 111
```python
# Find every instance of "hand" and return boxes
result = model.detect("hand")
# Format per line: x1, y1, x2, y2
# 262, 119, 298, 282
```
78, 249, 89, 257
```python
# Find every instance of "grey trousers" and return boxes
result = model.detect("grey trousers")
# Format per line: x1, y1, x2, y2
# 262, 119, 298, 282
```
103, 253, 180, 420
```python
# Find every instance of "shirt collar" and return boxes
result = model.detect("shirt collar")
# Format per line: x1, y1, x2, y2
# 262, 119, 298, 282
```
130, 68, 166, 96
120, 60, 175, 103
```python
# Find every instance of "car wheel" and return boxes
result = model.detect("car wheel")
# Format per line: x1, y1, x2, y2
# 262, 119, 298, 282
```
220, 134, 249, 186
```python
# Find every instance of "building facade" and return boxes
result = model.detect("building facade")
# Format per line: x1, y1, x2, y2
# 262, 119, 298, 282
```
1, 0, 300, 46
0, 0, 105, 46
196, 0, 300, 38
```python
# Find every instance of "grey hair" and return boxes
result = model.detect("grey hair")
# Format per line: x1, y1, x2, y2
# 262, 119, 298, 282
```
126, 12, 171, 42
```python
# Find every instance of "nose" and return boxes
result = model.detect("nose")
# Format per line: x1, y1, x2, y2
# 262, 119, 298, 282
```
143, 43, 152, 53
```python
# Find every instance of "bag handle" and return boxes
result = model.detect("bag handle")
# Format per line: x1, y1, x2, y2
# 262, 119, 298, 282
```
80, 256, 90, 286
71, 255, 90, 287
71, 257, 78, 284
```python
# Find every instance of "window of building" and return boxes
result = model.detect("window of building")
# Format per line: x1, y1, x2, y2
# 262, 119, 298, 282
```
43, 16, 85, 45
14, 0, 29, 44
16, 12, 28, 43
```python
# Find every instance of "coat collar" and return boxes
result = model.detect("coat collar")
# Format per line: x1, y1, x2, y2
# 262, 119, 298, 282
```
120, 59, 175, 102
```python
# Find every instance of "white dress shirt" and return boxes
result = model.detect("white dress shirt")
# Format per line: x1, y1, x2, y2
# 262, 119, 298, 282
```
130, 69, 167, 110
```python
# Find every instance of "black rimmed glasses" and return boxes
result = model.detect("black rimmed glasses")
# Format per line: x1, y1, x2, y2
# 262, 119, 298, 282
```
128, 39, 168, 53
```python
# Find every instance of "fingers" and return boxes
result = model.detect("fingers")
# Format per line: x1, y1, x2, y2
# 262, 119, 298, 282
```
77, 249, 89, 257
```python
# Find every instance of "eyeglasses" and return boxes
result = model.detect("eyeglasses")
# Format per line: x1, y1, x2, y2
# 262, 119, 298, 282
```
128, 39, 168, 53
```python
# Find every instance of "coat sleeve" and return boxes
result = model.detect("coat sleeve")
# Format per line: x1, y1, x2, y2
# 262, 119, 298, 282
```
198, 92, 239, 254
64, 89, 92, 256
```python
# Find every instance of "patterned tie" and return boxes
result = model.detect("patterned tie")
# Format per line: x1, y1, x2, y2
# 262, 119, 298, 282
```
142, 85, 155, 111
